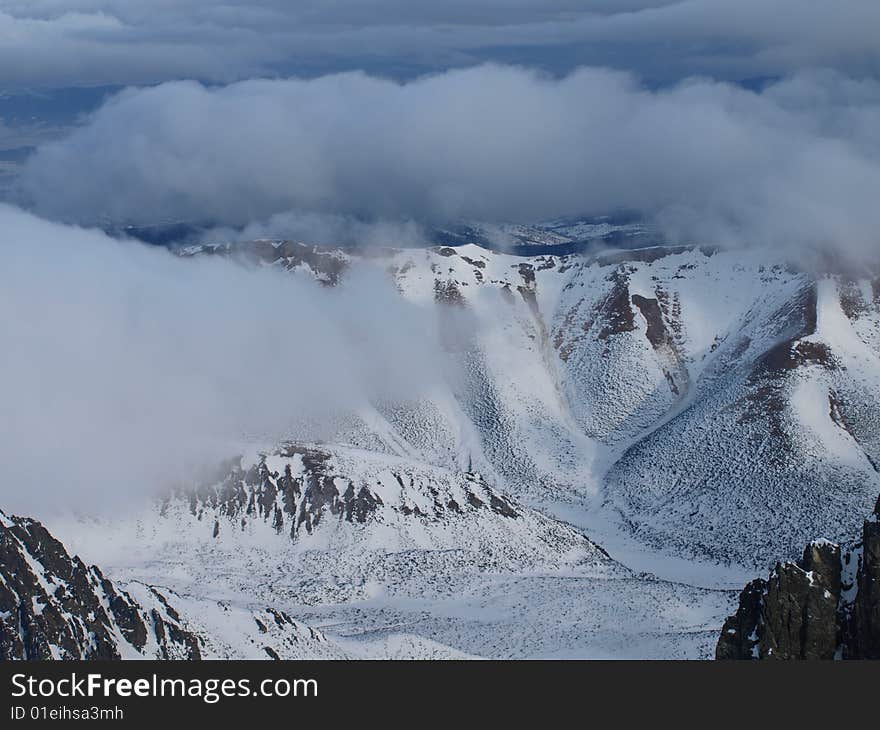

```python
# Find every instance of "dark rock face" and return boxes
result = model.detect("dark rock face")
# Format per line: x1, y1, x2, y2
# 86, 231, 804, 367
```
181, 240, 348, 285
851, 496, 880, 658
630, 294, 668, 350
188, 447, 382, 538
596, 269, 637, 340
0, 511, 201, 660
715, 580, 765, 660
717, 496, 880, 659
630, 288, 687, 396
434, 278, 466, 306
752, 283, 835, 377
760, 542, 841, 660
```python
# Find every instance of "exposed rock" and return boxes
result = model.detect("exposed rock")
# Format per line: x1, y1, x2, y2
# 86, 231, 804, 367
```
716, 580, 765, 660
850, 495, 880, 657
596, 269, 636, 340
182, 445, 523, 542
434, 278, 467, 305
630, 294, 668, 350
0, 509, 345, 661
631, 290, 688, 396
0, 510, 200, 660
717, 496, 880, 659
180, 239, 348, 285
752, 283, 835, 376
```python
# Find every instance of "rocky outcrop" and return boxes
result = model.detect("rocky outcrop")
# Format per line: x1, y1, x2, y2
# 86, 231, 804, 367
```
850, 499, 880, 657
0, 509, 342, 661
180, 239, 349, 285
182, 444, 523, 542
0, 510, 201, 660
717, 495, 880, 659
595, 268, 637, 340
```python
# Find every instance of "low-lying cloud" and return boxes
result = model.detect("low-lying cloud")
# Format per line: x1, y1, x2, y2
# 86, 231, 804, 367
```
0, 205, 444, 515
17, 65, 880, 256
207, 211, 429, 250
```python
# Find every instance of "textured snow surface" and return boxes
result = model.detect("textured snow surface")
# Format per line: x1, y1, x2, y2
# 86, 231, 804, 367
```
40, 240, 880, 658
122, 584, 349, 660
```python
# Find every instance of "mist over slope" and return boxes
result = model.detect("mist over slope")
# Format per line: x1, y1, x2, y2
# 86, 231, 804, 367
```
0, 205, 447, 514
29, 232, 880, 658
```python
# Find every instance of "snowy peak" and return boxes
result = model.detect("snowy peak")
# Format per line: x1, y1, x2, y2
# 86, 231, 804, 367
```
183, 445, 522, 539
180, 239, 350, 285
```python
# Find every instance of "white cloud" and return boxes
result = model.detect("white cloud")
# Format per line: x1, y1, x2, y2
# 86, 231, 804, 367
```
0, 204, 445, 514
17, 65, 880, 257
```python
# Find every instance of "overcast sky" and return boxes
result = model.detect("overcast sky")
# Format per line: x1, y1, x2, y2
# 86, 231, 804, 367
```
0, 1, 878, 88
0, 1, 875, 246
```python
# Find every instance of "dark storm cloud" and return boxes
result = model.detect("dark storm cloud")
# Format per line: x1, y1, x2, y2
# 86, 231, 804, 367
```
0, 1, 878, 88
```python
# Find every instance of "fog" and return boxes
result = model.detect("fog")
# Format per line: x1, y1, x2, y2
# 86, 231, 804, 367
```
0, 205, 445, 515
18, 65, 880, 257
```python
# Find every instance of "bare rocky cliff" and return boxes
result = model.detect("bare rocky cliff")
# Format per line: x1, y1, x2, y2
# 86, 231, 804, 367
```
0, 510, 201, 660
717, 494, 880, 659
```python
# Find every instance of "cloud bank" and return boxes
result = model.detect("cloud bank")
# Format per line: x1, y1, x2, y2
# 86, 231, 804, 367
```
18, 65, 880, 255
0, 1, 878, 87
0, 205, 444, 515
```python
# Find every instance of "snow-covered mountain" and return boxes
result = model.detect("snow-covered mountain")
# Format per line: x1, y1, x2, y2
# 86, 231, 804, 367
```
177, 238, 880, 566
9, 234, 880, 659
0, 509, 347, 659
56, 443, 616, 612
0, 509, 199, 660
47, 444, 730, 660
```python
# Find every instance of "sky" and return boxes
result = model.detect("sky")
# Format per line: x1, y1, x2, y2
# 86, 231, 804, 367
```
0, 0, 877, 247
0, 1, 878, 87
1, 1, 879, 513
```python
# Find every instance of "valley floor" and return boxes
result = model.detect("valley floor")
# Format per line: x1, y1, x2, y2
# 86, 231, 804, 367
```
286, 502, 746, 659
291, 570, 735, 660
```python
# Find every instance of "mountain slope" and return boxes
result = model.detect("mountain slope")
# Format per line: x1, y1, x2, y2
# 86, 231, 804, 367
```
50, 445, 735, 660
183, 238, 880, 568
0, 509, 345, 660
22, 236, 880, 660
67, 444, 615, 607
0, 509, 199, 659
